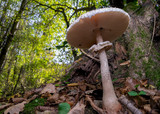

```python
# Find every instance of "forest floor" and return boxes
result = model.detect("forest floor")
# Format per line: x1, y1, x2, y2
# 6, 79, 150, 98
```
0, 51, 160, 114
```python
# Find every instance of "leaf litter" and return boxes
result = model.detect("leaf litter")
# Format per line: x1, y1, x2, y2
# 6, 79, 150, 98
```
0, 77, 159, 114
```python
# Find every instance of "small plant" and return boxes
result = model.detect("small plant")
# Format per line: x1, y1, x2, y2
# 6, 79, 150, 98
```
22, 98, 46, 114
128, 90, 146, 96
58, 102, 70, 114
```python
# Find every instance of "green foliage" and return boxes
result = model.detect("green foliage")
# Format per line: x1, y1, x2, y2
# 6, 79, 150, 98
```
0, 0, 106, 97
128, 91, 138, 96
58, 102, 70, 114
128, 90, 146, 96
112, 78, 118, 82
22, 98, 46, 114
143, 57, 160, 89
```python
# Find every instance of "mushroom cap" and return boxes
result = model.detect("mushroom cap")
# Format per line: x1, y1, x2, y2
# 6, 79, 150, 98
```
66, 8, 130, 49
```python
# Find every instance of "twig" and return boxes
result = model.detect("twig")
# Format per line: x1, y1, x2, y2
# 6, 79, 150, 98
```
119, 95, 142, 114
85, 95, 104, 114
80, 49, 99, 62
93, 70, 100, 81
148, 14, 156, 56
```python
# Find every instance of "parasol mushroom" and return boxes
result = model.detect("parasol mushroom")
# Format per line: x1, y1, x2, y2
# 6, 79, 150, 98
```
66, 8, 130, 114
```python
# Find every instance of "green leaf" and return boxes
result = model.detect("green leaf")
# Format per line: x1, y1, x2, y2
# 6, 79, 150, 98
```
55, 84, 60, 87
138, 91, 146, 96
128, 91, 138, 96
58, 102, 70, 114
134, 84, 140, 89
112, 78, 118, 82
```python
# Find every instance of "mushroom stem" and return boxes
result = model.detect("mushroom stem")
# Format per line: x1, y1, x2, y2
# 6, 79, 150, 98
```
96, 32, 121, 114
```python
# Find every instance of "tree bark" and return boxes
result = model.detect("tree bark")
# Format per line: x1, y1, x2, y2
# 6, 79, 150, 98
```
0, 0, 27, 70
125, 0, 159, 78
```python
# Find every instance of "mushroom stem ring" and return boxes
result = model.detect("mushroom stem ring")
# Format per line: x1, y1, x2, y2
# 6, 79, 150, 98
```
89, 40, 112, 53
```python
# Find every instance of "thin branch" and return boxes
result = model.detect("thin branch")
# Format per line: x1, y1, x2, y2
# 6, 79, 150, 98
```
85, 95, 104, 114
119, 95, 142, 114
81, 49, 99, 62
33, 0, 75, 10
148, 14, 156, 56
69, 5, 95, 21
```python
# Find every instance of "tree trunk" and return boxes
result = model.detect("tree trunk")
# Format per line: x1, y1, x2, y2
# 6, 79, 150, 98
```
0, 0, 27, 70
125, 0, 159, 79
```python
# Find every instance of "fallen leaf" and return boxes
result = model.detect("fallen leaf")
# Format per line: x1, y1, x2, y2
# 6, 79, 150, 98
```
67, 83, 78, 87
85, 83, 96, 89
26, 95, 38, 103
0, 103, 12, 110
59, 95, 66, 102
68, 89, 78, 96
152, 96, 160, 108
68, 102, 85, 114
79, 84, 86, 91
143, 104, 151, 112
125, 77, 140, 91
35, 110, 57, 114
40, 84, 56, 94
36, 106, 55, 112
4, 101, 26, 114
24, 91, 34, 99
120, 60, 130, 66
138, 86, 156, 96
115, 42, 127, 61
66, 96, 75, 107
12, 98, 25, 104
85, 90, 94, 95
47, 93, 59, 103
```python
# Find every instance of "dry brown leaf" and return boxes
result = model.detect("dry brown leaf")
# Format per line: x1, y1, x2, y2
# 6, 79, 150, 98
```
35, 110, 57, 114
140, 79, 148, 87
120, 60, 130, 66
138, 86, 156, 96
79, 84, 86, 91
143, 104, 151, 112
125, 77, 140, 91
67, 83, 78, 87
115, 42, 127, 61
26, 95, 38, 103
12, 98, 25, 104
36, 106, 55, 112
0, 103, 12, 110
66, 96, 75, 107
4, 101, 26, 114
85, 90, 94, 95
24, 91, 34, 99
47, 93, 59, 103
59, 95, 66, 102
68, 102, 86, 114
34, 88, 43, 93
68, 89, 78, 96
152, 96, 160, 108
40, 84, 56, 94
85, 83, 96, 89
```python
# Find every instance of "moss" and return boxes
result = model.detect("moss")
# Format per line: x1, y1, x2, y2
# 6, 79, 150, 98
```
135, 71, 143, 77
0, 109, 5, 114
21, 97, 46, 114
137, 27, 148, 38
143, 57, 160, 89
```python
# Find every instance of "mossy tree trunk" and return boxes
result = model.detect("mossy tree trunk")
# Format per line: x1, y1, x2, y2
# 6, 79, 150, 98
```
124, 0, 160, 85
